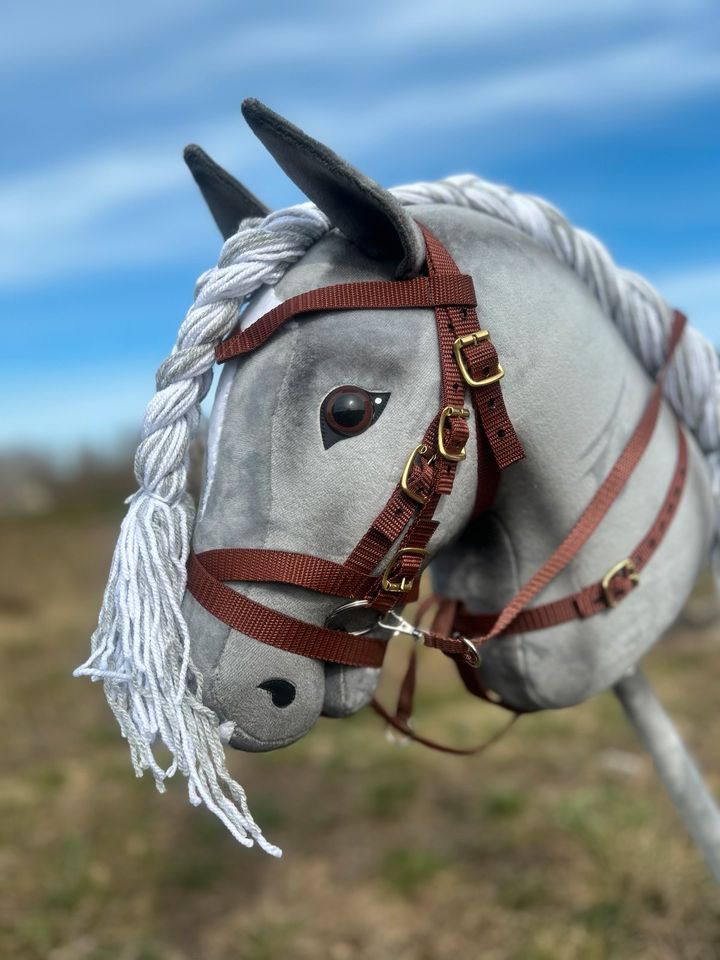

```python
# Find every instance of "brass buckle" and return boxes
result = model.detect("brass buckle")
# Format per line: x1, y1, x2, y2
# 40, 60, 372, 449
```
401, 443, 431, 505
438, 405, 470, 462
381, 547, 427, 594
453, 331, 505, 388
601, 558, 640, 608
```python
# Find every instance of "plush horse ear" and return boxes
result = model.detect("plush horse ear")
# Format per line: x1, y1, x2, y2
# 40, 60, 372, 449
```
183, 144, 270, 239
241, 98, 425, 278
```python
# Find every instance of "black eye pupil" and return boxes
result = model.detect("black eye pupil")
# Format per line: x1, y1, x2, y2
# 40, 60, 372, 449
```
324, 387, 373, 436
332, 393, 367, 429
320, 385, 389, 448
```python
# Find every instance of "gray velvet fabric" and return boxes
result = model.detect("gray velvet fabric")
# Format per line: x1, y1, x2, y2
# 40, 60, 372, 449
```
183, 217, 477, 749
183, 143, 269, 239
422, 207, 714, 711
183, 200, 713, 750
241, 99, 425, 278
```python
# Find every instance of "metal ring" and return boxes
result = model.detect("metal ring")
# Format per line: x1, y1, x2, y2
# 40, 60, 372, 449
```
455, 634, 481, 668
323, 599, 381, 636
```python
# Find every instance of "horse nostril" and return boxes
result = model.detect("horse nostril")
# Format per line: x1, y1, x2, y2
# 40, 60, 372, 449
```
257, 678, 296, 708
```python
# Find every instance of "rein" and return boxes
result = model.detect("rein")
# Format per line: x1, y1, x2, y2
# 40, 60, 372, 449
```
186, 225, 689, 752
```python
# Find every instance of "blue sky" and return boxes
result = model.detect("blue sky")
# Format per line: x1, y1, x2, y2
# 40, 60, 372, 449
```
2, 0, 718, 457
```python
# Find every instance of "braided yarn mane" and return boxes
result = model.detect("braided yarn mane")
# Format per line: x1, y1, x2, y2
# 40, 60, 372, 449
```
75, 176, 720, 855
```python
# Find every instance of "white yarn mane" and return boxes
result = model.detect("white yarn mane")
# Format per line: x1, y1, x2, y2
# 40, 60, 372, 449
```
75, 175, 720, 856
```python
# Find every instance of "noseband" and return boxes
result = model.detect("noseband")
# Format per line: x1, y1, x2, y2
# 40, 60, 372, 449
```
187, 223, 688, 721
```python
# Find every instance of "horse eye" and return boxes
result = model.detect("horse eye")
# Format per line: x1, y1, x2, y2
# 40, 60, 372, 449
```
321, 386, 390, 449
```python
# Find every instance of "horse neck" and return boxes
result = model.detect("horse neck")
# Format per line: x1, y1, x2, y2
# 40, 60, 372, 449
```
421, 203, 659, 600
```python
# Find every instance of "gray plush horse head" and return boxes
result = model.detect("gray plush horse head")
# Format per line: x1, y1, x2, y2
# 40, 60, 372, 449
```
183, 100, 714, 751
78, 100, 719, 864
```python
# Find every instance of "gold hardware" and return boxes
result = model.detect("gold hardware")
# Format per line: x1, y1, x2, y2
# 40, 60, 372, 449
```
456, 634, 481, 668
601, 558, 639, 608
381, 547, 427, 594
453, 331, 505, 388
401, 444, 430, 505
438, 405, 470, 462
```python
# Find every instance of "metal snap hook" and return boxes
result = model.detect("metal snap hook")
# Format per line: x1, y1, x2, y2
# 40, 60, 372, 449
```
376, 609, 427, 642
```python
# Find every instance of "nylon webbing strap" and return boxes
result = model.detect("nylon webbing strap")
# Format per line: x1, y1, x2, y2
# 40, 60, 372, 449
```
187, 552, 387, 668
188, 224, 524, 666
343, 224, 524, 607
419, 227, 525, 475
187, 236, 686, 683
215, 274, 477, 362
195, 548, 380, 597
453, 422, 687, 638
371, 595, 520, 754
451, 309, 688, 704
458, 308, 687, 650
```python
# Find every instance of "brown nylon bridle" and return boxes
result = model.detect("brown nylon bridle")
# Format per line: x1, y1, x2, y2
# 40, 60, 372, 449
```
187, 223, 688, 750
188, 225, 524, 668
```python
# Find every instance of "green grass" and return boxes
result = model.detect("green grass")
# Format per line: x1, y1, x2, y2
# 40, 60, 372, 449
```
1, 512, 719, 959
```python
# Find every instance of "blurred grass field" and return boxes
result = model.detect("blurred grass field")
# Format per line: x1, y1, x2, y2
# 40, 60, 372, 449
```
1, 501, 719, 960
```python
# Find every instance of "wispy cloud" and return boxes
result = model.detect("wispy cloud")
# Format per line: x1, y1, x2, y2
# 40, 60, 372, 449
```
111, 0, 714, 106
0, 0, 206, 72
3, 0, 716, 457
1, 9, 717, 291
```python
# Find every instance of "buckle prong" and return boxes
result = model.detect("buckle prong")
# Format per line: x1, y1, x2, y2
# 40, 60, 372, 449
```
438, 405, 470, 462
401, 443, 431, 505
453, 331, 505, 388
601, 558, 640, 608
381, 546, 427, 594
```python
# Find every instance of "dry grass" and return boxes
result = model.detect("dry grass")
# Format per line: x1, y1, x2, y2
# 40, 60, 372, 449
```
1, 511, 719, 959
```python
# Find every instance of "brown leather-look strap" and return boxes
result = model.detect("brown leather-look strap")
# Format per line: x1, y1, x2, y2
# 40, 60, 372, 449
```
371, 694, 520, 755
454, 310, 689, 705
419, 227, 524, 474
188, 225, 524, 668
345, 225, 524, 605
453, 421, 688, 637
370, 594, 520, 755
216, 274, 477, 362
460, 309, 687, 651
187, 552, 388, 667
195, 548, 381, 598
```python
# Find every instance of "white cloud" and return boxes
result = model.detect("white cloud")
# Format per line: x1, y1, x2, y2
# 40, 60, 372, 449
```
0, 6, 717, 291
0, 116, 266, 287
0, 0, 209, 71
115, 0, 713, 105
309, 33, 720, 153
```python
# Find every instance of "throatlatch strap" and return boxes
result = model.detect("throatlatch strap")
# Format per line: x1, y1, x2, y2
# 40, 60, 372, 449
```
458, 308, 687, 646
452, 424, 688, 638
452, 309, 688, 704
